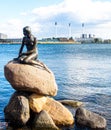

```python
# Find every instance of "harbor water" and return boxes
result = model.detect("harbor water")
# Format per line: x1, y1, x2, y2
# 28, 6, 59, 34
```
0, 43, 111, 130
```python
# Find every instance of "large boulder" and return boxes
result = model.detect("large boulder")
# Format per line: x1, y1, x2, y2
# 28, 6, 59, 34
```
75, 107, 107, 129
43, 97, 74, 126
4, 91, 30, 126
29, 94, 74, 126
4, 60, 58, 96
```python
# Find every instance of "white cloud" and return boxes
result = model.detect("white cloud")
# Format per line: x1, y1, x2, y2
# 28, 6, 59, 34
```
63, 0, 111, 22
31, 2, 65, 20
20, 12, 27, 16
2, 0, 111, 39
0, 18, 41, 38
93, 21, 111, 38
0, 19, 23, 38
7, 19, 22, 26
27, 23, 42, 35
29, 0, 111, 39
31, 0, 111, 23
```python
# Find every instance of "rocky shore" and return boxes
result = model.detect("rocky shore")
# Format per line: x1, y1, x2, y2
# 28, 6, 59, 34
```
3, 60, 107, 130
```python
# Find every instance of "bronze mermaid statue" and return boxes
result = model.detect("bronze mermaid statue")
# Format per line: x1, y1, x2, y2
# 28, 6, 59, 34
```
15, 26, 50, 73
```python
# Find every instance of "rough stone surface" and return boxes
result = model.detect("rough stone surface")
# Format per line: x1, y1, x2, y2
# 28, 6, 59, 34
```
75, 107, 107, 129
4, 91, 30, 126
44, 97, 74, 126
4, 60, 58, 96
29, 94, 47, 113
59, 100, 83, 108
33, 110, 59, 130
29, 94, 74, 126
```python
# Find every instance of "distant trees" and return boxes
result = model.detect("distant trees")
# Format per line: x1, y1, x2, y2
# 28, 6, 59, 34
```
94, 38, 102, 43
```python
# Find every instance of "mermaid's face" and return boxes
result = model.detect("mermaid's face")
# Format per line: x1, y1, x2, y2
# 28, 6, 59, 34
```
23, 26, 31, 36
23, 29, 29, 36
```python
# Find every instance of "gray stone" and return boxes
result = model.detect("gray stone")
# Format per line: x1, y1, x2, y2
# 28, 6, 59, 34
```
33, 110, 59, 130
75, 107, 107, 129
59, 100, 83, 108
4, 91, 30, 126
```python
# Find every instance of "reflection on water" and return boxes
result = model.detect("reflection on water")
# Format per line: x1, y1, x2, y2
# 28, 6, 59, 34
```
0, 44, 111, 130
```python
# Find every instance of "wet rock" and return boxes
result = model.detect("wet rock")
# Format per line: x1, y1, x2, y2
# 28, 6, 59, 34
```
4, 91, 30, 126
59, 100, 83, 108
29, 94, 74, 126
33, 110, 59, 130
75, 107, 107, 129
4, 60, 58, 96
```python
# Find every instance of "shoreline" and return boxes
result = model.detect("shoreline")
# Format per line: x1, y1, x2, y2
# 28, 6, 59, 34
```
0, 41, 111, 44
38, 41, 81, 44
0, 41, 81, 44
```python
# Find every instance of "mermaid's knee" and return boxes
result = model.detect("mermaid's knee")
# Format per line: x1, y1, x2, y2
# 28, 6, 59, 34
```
24, 58, 29, 64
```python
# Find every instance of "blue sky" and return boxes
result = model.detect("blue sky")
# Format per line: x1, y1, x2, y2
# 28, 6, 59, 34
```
1, 0, 111, 39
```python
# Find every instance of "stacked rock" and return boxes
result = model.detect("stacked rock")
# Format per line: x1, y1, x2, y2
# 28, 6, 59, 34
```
4, 60, 74, 129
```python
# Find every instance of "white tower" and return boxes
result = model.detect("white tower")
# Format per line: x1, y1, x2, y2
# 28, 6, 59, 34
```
68, 23, 71, 39
55, 22, 57, 38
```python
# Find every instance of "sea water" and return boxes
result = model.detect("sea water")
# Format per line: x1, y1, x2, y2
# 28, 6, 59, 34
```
0, 43, 111, 130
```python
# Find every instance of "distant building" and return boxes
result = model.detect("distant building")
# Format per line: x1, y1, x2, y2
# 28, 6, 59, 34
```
39, 37, 75, 43
0, 38, 22, 43
58, 37, 69, 42
0, 33, 7, 39
75, 33, 102, 43
82, 34, 87, 39
103, 39, 111, 43
39, 37, 59, 42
